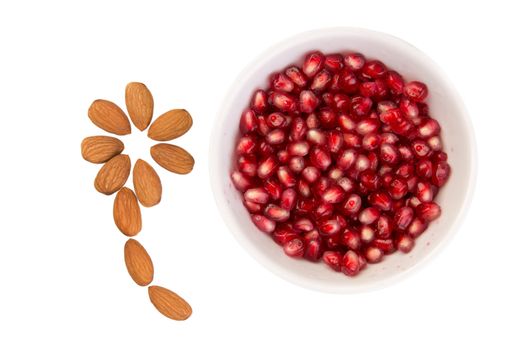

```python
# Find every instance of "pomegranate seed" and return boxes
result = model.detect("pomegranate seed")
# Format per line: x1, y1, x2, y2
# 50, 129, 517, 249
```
318, 108, 337, 128
297, 179, 312, 197
243, 199, 262, 213
287, 142, 309, 158
244, 187, 270, 204
251, 89, 268, 113
336, 149, 357, 170
313, 177, 331, 196
340, 68, 359, 93
427, 136, 443, 151
306, 129, 326, 145
407, 216, 428, 237
416, 182, 433, 203
433, 151, 448, 162
356, 118, 380, 135
404, 81, 428, 102
372, 239, 395, 254
365, 246, 383, 263
264, 178, 282, 200
385, 71, 404, 94
359, 207, 380, 225
290, 117, 307, 141
376, 215, 394, 238
238, 155, 257, 177
396, 163, 414, 178
277, 149, 290, 164
302, 166, 321, 183
324, 233, 342, 250
377, 100, 397, 113
277, 166, 296, 188
283, 238, 305, 258
285, 66, 308, 87
398, 144, 414, 161
319, 218, 341, 236
306, 113, 320, 129
416, 202, 441, 221
351, 96, 373, 118
296, 197, 316, 214
257, 156, 278, 179
236, 135, 256, 155
388, 177, 408, 200
343, 132, 361, 148
343, 53, 365, 70
362, 60, 386, 78
327, 167, 344, 181
432, 161, 451, 187
266, 112, 286, 128
380, 132, 399, 145
321, 185, 345, 204
380, 143, 400, 165
311, 69, 332, 92
360, 169, 380, 191
239, 109, 257, 133
311, 147, 332, 170
418, 118, 440, 138
394, 206, 414, 230
289, 156, 305, 173
360, 225, 375, 243
362, 133, 381, 150
322, 251, 343, 271
338, 114, 356, 132
381, 173, 394, 187
251, 214, 276, 233
294, 217, 314, 232
355, 154, 371, 172
341, 250, 361, 276
269, 91, 297, 112
327, 130, 344, 153
407, 196, 422, 209
298, 90, 319, 113
400, 98, 419, 118
337, 177, 355, 192
271, 73, 294, 92
258, 141, 274, 156
379, 165, 393, 176
231, 171, 253, 192
272, 224, 298, 245
359, 81, 378, 97
341, 228, 361, 250
396, 234, 415, 253
303, 51, 325, 78
323, 92, 336, 107
368, 191, 393, 211
266, 128, 286, 145
264, 204, 290, 222
406, 176, 418, 192
368, 152, 379, 170
324, 54, 344, 71
304, 239, 322, 261
280, 188, 298, 211
411, 139, 431, 158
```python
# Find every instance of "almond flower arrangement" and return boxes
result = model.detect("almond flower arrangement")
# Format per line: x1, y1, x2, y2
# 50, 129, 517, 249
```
81, 82, 194, 321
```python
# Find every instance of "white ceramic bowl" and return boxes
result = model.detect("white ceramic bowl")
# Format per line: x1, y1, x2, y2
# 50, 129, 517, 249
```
210, 27, 476, 293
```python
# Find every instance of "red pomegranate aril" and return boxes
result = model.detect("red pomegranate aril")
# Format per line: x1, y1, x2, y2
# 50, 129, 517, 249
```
283, 237, 305, 258
297, 179, 312, 198
287, 141, 310, 157
289, 156, 305, 173
398, 144, 414, 161
433, 151, 448, 162
269, 91, 297, 112
359, 207, 380, 225
362, 60, 386, 78
337, 177, 355, 192
360, 169, 380, 191
296, 197, 316, 215
369, 191, 393, 211
355, 154, 371, 172
322, 251, 343, 271
396, 163, 414, 178
266, 112, 286, 128
327, 167, 343, 181
432, 161, 451, 187
238, 155, 257, 177
340, 193, 360, 215
272, 224, 298, 245
311, 69, 332, 92
277, 149, 290, 164
256, 116, 270, 136
321, 185, 345, 204
376, 215, 393, 238
290, 117, 307, 141
299, 90, 319, 113
257, 156, 278, 179
343, 132, 361, 148
359, 81, 378, 97
360, 225, 375, 243
318, 108, 337, 128
293, 217, 314, 232
350, 97, 373, 118
416, 182, 433, 203
396, 234, 415, 253
418, 118, 440, 138
324, 54, 344, 71
389, 177, 408, 200
302, 166, 321, 183
377, 100, 397, 114
280, 188, 298, 211
365, 246, 383, 263
394, 206, 414, 230
416, 202, 441, 221
380, 143, 400, 165
243, 199, 262, 213
306, 129, 326, 145
340, 229, 360, 250
368, 151, 379, 170
380, 132, 399, 145
362, 133, 380, 151
251, 214, 276, 234
306, 113, 320, 129
341, 250, 361, 276
407, 195, 422, 209
236, 136, 256, 155
264, 204, 290, 222
372, 238, 395, 254
400, 98, 419, 118
264, 178, 282, 200
411, 139, 431, 158
404, 81, 428, 102
311, 147, 332, 171
340, 68, 359, 93
406, 176, 418, 193
304, 239, 322, 261
337, 114, 356, 132
385, 70, 404, 95
407, 216, 428, 238
325, 131, 342, 154
266, 128, 286, 145
244, 187, 270, 204
427, 136, 443, 151
356, 118, 380, 135
303, 51, 325, 78
277, 166, 296, 188
258, 141, 274, 157
318, 218, 341, 236
336, 149, 357, 171
251, 89, 268, 113
313, 177, 331, 197
285, 66, 308, 87
271, 73, 294, 92
239, 109, 257, 133
231, 171, 253, 192
343, 52, 365, 70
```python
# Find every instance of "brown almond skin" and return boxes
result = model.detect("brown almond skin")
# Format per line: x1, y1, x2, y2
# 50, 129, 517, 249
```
94, 154, 131, 195
81, 136, 124, 164
88, 99, 131, 135
148, 109, 193, 141
150, 143, 194, 174
124, 239, 154, 286
148, 285, 192, 321
113, 187, 142, 236
133, 159, 162, 207
125, 82, 154, 131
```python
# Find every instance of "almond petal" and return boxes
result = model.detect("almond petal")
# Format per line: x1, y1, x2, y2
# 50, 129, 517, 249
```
125, 82, 154, 131
147, 109, 193, 141
113, 187, 142, 236
81, 136, 124, 164
124, 239, 154, 286
148, 285, 192, 321
94, 154, 131, 195
150, 143, 194, 174
133, 159, 162, 207
88, 100, 131, 135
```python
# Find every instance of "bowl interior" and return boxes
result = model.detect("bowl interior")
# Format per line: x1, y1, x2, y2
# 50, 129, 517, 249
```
211, 28, 475, 293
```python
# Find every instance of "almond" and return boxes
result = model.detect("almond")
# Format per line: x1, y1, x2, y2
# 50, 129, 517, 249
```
88, 99, 131, 135
113, 187, 142, 236
133, 159, 162, 207
124, 239, 154, 286
125, 82, 154, 131
94, 154, 131, 195
150, 143, 194, 174
81, 136, 124, 164
147, 109, 193, 141
148, 285, 192, 321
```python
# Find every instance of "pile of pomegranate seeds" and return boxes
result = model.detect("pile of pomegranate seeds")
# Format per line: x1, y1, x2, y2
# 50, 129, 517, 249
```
231, 51, 451, 277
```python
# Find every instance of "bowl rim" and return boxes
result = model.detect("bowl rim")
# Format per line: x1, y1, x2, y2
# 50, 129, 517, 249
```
209, 27, 478, 293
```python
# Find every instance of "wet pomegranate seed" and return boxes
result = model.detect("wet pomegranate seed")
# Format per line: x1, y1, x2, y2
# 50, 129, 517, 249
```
233, 50, 451, 277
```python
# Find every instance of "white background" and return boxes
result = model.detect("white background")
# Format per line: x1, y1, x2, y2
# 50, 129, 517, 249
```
0, 1, 523, 349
